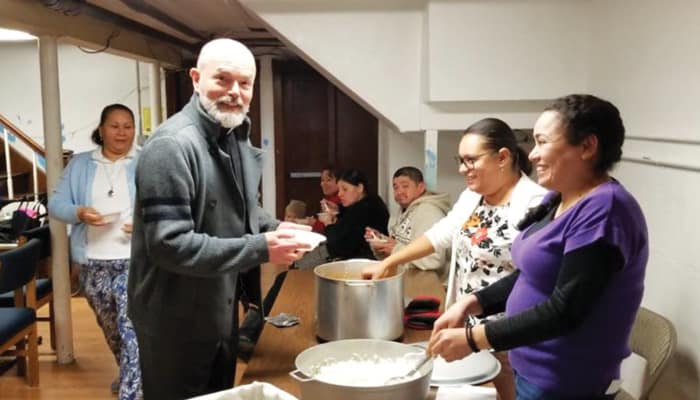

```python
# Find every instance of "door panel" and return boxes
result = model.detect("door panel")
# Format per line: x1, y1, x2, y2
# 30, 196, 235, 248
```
276, 61, 331, 218
334, 89, 378, 194
274, 60, 378, 218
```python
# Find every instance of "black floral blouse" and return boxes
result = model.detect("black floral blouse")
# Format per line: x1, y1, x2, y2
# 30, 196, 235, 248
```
454, 201, 516, 322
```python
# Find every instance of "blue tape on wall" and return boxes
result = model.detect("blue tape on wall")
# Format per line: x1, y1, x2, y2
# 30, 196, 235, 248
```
424, 149, 437, 191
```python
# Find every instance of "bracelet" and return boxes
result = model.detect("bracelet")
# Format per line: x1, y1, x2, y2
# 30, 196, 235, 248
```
465, 323, 480, 353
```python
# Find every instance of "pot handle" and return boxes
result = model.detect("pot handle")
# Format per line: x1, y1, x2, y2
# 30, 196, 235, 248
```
343, 280, 375, 287
289, 369, 314, 382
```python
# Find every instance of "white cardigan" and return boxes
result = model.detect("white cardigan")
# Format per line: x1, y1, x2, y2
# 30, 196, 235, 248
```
424, 174, 547, 308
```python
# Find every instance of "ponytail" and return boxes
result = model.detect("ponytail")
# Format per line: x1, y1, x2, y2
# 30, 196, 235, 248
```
91, 128, 103, 146
515, 147, 532, 175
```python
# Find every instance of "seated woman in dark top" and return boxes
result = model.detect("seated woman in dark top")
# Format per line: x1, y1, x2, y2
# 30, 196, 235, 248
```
322, 169, 389, 260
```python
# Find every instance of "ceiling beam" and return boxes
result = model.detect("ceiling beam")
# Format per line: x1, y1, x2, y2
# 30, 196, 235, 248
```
114, 0, 207, 43
0, 0, 194, 68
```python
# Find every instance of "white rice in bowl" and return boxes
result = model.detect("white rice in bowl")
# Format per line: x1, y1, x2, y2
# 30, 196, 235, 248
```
310, 353, 423, 387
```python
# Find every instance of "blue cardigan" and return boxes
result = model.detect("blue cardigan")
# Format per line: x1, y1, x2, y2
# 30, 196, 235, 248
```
48, 150, 138, 264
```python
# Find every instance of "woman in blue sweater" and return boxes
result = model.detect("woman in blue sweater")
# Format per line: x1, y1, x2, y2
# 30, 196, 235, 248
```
48, 104, 141, 400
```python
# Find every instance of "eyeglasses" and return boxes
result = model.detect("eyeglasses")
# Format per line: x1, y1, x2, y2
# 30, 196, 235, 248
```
454, 151, 493, 169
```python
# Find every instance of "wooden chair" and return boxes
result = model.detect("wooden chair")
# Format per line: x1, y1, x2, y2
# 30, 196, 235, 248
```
0, 238, 41, 386
0, 225, 54, 349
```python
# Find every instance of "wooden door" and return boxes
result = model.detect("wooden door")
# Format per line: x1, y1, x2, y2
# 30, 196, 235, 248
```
274, 60, 378, 218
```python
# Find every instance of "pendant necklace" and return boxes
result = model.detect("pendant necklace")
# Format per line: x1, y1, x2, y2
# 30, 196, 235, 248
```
103, 163, 118, 197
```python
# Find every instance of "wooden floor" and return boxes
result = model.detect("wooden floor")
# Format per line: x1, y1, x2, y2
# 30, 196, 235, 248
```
0, 264, 287, 399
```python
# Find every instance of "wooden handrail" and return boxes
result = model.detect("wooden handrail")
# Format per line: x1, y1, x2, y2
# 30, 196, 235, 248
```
0, 113, 45, 157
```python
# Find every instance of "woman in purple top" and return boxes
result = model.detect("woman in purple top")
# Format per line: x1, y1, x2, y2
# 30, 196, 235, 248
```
428, 94, 648, 399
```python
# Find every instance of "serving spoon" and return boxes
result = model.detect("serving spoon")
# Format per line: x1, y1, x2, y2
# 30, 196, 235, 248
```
385, 353, 433, 385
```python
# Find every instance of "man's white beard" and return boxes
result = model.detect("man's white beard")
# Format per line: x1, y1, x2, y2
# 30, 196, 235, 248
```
201, 95, 249, 128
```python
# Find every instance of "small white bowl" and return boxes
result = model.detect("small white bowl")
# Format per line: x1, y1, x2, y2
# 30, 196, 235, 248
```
278, 229, 326, 250
100, 212, 122, 224
317, 212, 335, 225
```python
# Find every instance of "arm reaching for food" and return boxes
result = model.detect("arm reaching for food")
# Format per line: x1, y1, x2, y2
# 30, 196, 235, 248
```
361, 235, 435, 279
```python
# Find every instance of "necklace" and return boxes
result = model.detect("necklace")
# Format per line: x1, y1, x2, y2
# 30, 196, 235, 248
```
102, 163, 119, 197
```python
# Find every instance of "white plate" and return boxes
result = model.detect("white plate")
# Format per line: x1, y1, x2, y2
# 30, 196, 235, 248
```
100, 211, 122, 224
412, 342, 501, 386
279, 229, 326, 250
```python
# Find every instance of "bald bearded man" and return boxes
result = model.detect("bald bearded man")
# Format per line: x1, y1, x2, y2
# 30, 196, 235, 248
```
128, 39, 309, 399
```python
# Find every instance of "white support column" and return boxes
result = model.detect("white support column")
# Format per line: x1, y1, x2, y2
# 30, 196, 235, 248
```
259, 56, 276, 216
149, 62, 162, 130
376, 121, 391, 204
135, 61, 144, 142
3, 129, 13, 199
32, 153, 39, 200
424, 130, 438, 191
39, 35, 74, 364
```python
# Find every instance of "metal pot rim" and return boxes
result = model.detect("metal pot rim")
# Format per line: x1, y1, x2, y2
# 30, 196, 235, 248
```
314, 259, 405, 282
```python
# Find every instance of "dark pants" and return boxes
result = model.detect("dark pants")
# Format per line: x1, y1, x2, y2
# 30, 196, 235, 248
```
515, 374, 616, 400
238, 271, 288, 357
135, 328, 237, 400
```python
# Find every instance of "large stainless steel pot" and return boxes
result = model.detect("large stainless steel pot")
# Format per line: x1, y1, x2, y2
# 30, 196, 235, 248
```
314, 259, 404, 341
290, 339, 432, 400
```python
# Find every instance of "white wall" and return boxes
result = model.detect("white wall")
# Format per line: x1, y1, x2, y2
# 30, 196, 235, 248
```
58, 45, 141, 152
378, 125, 466, 215
1, 41, 44, 145
436, 130, 466, 202
589, 0, 700, 144
426, 0, 590, 101
0, 41, 148, 154
589, 1, 700, 398
242, 0, 589, 132
379, 123, 423, 214
241, 0, 424, 132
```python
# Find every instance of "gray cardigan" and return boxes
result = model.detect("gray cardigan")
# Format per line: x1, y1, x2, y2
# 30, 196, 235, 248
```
127, 94, 278, 342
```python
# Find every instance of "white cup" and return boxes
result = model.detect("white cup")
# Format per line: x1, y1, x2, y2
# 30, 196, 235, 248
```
317, 212, 334, 225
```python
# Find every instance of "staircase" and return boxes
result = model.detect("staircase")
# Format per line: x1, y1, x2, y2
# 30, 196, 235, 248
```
0, 113, 49, 207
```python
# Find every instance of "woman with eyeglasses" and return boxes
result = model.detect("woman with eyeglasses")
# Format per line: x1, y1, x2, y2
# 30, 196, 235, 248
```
363, 118, 545, 400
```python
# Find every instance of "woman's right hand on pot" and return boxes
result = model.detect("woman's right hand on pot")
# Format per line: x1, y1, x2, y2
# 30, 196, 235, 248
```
361, 259, 397, 280
76, 206, 107, 226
